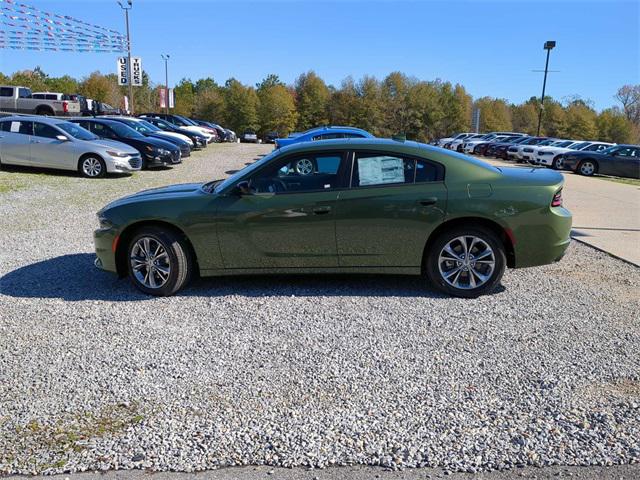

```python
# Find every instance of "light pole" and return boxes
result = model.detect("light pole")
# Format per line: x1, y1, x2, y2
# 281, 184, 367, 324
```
536, 40, 556, 136
118, 0, 134, 114
161, 54, 170, 115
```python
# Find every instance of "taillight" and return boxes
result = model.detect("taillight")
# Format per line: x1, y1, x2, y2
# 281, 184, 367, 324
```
62, 101, 68, 113
551, 189, 563, 207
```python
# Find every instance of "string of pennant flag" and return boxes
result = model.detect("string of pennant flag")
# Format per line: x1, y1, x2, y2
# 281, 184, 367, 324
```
0, 0, 128, 52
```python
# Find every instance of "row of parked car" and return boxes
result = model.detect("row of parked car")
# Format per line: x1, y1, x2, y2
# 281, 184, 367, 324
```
0, 111, 242, 178
434, 132, 640, 179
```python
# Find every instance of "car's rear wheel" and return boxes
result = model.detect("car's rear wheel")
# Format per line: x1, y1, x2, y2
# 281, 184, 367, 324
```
127, 226, 192, 296
426, 226, 506, 298
577, 160, 597, 176
78, 155, 106, 178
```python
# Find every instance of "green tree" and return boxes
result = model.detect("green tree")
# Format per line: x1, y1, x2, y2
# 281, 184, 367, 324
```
381, 72, 412, 135
45, 75, 79, 94
173, 78, 196, 116
223, 78, 259, 133
355, 76, 384, 136
596, 108, 636, 143
511, 99, 539, 135
563, 99, 597, 139
474, 97, 512, 132
79, 71, 115, 103
294, 71, 329, 130
257, 81, 297, 136
540, 99, 566, 137
327, 77, 358, 127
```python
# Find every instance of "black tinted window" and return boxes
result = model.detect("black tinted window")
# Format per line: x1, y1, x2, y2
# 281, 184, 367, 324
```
0, 121, 10, 131
249, 153, 346, 193
91, 123, 116, 138
3, 120, 33, 135
33, 122, 61, 139
0, 87, 13, 97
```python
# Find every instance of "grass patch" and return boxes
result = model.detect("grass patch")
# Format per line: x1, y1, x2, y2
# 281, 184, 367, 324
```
596, 175, 640, 186
6, 403, 145, 472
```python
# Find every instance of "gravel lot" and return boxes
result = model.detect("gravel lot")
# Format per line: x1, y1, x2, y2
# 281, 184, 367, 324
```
0, 143, 639, 475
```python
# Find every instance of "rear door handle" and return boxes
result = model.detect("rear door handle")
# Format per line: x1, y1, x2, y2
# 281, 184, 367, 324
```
419, 197, 438, 206
312, 206, 332, 215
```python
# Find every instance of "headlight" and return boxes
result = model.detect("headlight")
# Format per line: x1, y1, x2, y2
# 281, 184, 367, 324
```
106, 150, 130, 158
158, 148, 170, 155
97, 214, 113, 229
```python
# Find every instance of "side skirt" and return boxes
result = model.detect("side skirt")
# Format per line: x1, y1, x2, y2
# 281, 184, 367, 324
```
199, 266, 421, 277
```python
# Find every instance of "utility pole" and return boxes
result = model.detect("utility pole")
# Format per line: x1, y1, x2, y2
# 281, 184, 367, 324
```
537, 40, 556, 136
118, 0, 134, 114
161, 54, 170, 115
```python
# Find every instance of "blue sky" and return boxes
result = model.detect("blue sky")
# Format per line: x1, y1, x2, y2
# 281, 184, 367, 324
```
1, 0, 638, 110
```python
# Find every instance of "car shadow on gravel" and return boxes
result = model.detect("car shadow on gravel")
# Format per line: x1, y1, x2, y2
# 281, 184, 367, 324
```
0, 253, 505, 301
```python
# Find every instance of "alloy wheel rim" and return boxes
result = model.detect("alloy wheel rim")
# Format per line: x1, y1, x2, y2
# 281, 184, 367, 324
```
555, 157, 563, 169
438, 236, 495, 290
580, 162, 595, 175
130, 237, 171, 289
296, 159, 314, 175
83, 158, 102, 177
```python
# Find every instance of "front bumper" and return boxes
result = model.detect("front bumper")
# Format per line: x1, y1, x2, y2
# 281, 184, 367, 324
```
94, 227, 119, 273
106, 155, 142, 173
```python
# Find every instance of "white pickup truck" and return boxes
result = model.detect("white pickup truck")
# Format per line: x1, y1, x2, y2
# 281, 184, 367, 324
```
0, 86, 81, 116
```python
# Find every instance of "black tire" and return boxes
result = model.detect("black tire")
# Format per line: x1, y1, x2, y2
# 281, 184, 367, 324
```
35, 106, 54, 116
577, 159, 597, 176
551, 156, 565, 170
127, 226, 193, 296
78, 155, 106, 178
425, 226, 507, 298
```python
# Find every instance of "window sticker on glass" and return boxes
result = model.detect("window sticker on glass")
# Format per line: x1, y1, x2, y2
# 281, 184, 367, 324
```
10, 122, 21, 133
358, 156, 405, 186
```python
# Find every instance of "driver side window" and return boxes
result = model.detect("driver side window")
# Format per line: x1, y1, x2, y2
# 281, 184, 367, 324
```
249, 153, 346, 194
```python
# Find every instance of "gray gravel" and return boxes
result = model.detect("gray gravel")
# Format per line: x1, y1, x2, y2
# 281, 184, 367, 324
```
0, 143, 639, 475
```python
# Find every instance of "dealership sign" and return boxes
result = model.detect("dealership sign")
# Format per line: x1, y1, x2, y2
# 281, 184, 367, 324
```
117, 57, 143, 86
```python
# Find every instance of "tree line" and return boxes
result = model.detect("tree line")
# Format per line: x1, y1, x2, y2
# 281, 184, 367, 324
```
2, 67, 638, 143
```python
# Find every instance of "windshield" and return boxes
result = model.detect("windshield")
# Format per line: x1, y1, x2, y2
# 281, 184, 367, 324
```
136, 119, 161, 132
57, 122, 98, 141
106, 121, 145, 139
600, 146, 619, 155
121, 119, 154, 134
214, 149, 282, 193
176, 115, 197, 126
570, 142, 590, 150
553, 141, 574, 147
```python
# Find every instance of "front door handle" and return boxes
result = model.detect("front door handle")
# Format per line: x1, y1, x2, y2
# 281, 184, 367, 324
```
312, 206, 332, 215
419, 197, 438, 206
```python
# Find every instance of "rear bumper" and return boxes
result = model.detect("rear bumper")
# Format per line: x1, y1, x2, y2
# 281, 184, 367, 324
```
512, 207, 573, 268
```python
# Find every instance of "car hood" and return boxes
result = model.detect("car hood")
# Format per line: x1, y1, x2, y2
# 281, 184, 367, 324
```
89, 139, 139, 154
102, 183, 205, 211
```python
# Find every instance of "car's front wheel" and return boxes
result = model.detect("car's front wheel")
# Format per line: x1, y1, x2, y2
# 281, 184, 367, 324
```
577, 160, 597, 176
127, 226, 193, 296
552, 156, 564, 170
426, 226, 506, 298
79, 155, 106, 178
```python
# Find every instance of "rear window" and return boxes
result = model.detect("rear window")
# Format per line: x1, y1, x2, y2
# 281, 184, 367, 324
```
0, 87, 14, 97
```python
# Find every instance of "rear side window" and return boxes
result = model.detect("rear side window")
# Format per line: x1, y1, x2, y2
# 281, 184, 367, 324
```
351, 152, 443, 187
5, 120, 33, 135
34, 122, 61, 139
0, 87, 13, 97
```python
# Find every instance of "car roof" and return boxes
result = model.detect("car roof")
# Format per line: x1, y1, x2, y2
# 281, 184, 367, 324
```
0, 115, 68, 125
277, 137, 447, 156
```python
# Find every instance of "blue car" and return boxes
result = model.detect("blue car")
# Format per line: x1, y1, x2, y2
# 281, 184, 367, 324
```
274, 126, 374, 149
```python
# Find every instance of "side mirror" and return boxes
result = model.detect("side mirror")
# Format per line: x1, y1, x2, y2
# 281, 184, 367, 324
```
236, 181, 252, 195
56, 135, 69, 141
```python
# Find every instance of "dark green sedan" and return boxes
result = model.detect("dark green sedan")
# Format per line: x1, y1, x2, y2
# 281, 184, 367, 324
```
94, 139, 572, 298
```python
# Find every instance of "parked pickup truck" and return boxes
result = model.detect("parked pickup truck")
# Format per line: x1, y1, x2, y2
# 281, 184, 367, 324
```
0, 86, 81, 116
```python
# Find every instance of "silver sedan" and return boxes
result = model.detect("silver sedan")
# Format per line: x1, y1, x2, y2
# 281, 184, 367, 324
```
0, 115, 141, 178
